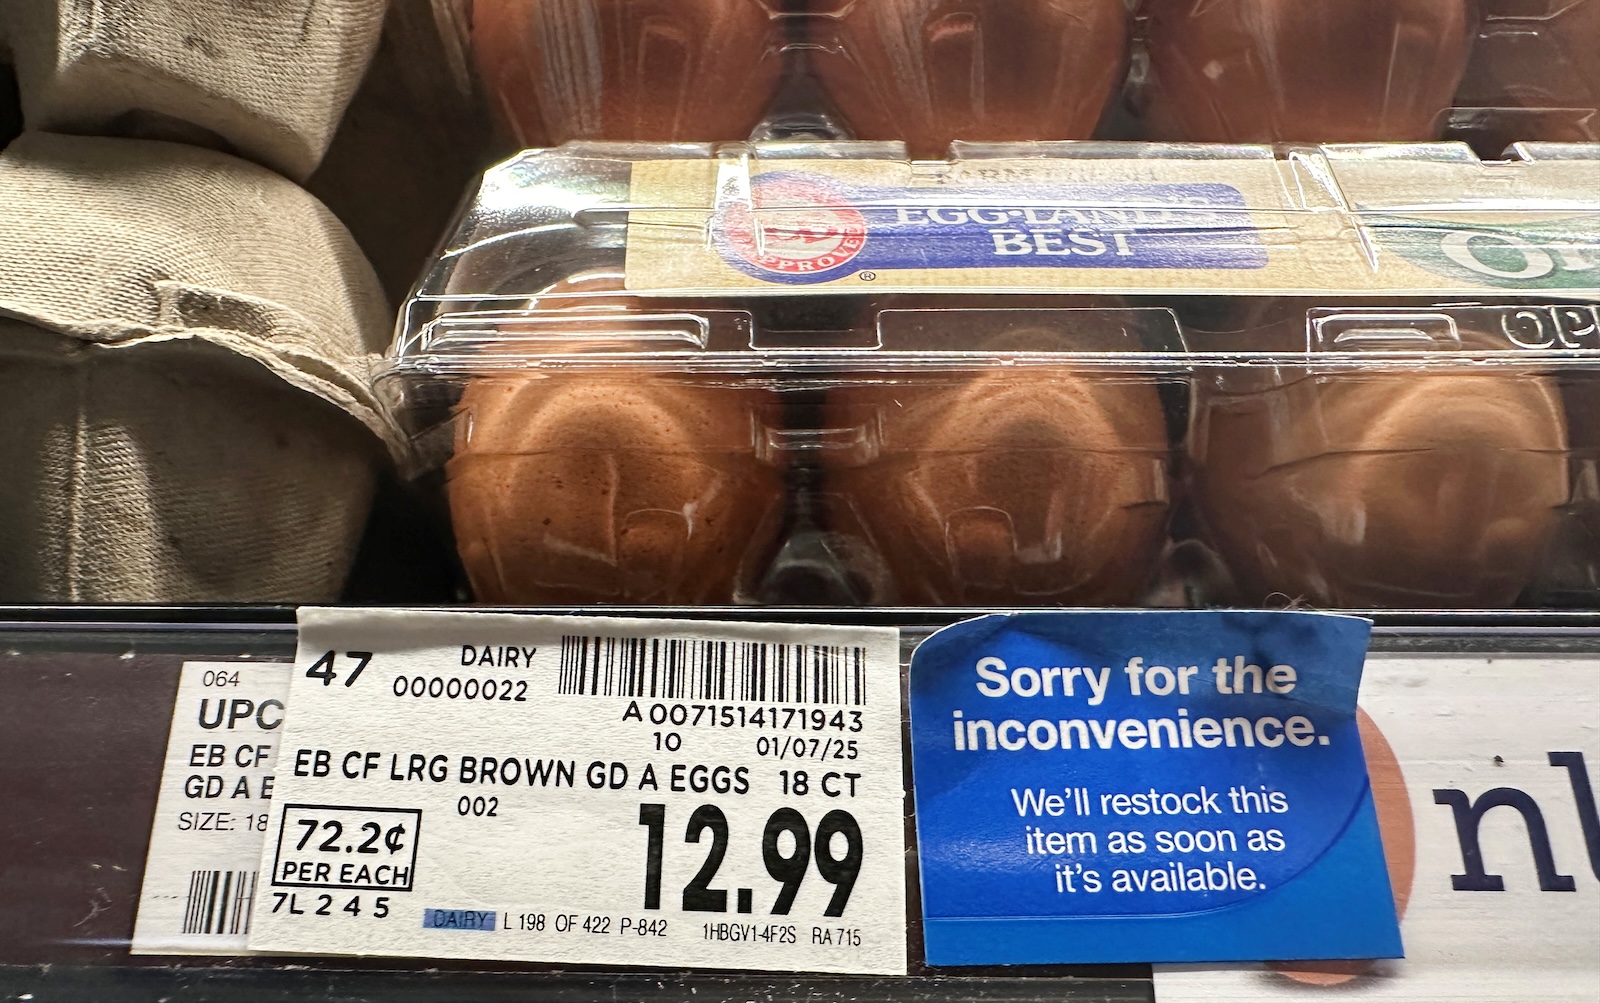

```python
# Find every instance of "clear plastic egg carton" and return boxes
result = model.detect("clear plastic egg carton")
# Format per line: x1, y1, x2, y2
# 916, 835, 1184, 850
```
385, 139, 1600, 611
430, 1, 1600, 157
1451, 0, 1600, 152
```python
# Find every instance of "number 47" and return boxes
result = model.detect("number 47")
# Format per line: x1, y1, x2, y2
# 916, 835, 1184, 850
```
304, 650, 373, 688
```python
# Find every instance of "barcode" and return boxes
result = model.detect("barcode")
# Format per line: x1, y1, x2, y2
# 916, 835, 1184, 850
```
183, 869, 256, 936
558, 636, 867, 706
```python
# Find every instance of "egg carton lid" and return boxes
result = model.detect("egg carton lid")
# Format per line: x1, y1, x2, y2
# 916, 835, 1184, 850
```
392, 140, 1600, 374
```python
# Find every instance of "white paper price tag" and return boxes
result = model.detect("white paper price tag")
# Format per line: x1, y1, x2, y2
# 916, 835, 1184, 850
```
248, 609, 908, 975
133, 661, 290, 955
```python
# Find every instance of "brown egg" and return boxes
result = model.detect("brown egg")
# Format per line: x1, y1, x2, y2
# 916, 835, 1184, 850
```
469, 0, 551, 148
809, 0, 1131, 159
825, 336, 1172, 605
1193, 356, 1569, 608
467, 0, 783, 145
449, 374, 784, 604
1269, 708, 1416, 985
1142, 0, 1480, 143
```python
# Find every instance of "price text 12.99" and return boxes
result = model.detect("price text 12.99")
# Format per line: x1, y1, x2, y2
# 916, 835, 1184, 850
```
638, 804, 863, 918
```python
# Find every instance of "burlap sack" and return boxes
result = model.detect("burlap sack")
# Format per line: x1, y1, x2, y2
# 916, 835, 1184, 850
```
0, 0, 388, 181
0, 132, 397, 601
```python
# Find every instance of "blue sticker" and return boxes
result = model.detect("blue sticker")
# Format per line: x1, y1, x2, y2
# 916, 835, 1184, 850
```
423, 908, 496, 931
710, 173, 1269, 285
909, 610, 1399, 966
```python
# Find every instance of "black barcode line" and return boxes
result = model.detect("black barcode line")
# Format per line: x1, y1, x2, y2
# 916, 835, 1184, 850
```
557, 636, 866, 705
182, 869, 255, 936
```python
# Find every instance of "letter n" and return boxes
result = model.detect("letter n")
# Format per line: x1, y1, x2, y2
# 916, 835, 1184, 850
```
1433, 787, 1576, 892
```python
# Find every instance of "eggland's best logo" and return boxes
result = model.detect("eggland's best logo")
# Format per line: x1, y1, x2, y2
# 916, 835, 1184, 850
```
713, 175, 869, 284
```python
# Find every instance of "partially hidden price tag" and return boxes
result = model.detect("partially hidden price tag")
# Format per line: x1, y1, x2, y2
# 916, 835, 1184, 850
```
132, 661, 290, 955
248, 609, 908, 975
910, 610, 1398, 966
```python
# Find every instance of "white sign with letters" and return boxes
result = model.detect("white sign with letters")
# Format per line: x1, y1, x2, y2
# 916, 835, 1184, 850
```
1155, 654, 1600, 1002
247, 608, 908, 975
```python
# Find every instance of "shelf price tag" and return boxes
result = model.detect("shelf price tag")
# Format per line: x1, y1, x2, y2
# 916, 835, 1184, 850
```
132, 661, 290, 955
248, 609, 907, 975
910, 610, 1400, 966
